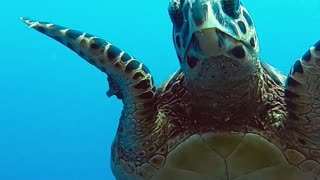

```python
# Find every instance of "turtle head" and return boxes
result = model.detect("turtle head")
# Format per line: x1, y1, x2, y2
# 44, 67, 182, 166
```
168, 0, 260, 92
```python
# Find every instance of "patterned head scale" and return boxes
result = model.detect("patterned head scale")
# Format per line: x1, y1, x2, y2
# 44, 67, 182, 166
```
168, 0, 259, 64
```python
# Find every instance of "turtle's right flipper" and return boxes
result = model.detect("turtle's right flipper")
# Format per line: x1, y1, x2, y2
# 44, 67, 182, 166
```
285, 41, 320, 157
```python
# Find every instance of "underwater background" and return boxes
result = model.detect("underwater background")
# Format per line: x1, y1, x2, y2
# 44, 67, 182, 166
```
1, 0, 320, 179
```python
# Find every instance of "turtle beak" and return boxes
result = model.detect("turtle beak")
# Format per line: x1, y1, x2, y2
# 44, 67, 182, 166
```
184, 0, 242, 60
187, 28, 228, 58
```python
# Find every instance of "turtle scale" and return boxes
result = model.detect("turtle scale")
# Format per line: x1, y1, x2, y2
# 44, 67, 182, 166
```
21, 0, 320, 179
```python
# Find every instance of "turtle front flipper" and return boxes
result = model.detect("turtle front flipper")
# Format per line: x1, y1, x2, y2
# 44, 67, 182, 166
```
20, 17, 159, 151
285, 41, 320, 159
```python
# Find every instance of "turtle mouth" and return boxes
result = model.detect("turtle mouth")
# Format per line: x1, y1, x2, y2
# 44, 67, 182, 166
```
206, 56, 241, 77
189, 55, 250, 88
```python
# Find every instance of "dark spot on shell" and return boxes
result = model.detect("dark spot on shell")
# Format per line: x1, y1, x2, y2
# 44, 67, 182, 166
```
66, 29, 83, 39
125, 60, 140, 72
90, 38, 108, 49
150, 157, 161, 165
187, 56, 199, 69
52, 24, 66, 31
302, 50, 312, 62
107, 45, 122, 60
158, 146, 168, 154
243, 10, 253, 27
134, 79, 151, 90
141, 64, 150, 74
292, 60, 304, 74
250, 37, 255, 47
84, 33, 94, 38
137, 151, 146, 157
148, 146, 155, 152
133, 72, 144, 80
237, 21, 247, 34
149, 155, 165, 168
120, 53, 132, 62
90, 43, 99, 49
114, 62, 121, 69
231, 46, 245, 59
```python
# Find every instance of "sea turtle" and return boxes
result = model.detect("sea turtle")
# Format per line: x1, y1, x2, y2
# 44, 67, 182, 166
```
20, 0, 320, 179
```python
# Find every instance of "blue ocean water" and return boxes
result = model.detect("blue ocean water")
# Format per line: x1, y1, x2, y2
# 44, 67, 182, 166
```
0, 0, 319, 179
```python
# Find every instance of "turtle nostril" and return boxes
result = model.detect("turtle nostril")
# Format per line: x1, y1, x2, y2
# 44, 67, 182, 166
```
187, 56, 199, 69
231, 46, 246, 59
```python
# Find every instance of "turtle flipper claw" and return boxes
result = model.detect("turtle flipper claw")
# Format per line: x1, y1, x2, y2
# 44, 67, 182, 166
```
106, 76, 122, 99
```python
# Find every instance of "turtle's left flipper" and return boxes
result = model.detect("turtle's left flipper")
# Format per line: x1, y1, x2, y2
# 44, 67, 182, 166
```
20, 17, 159, 145
20, 17, 156, 107
285, 41, 320, 155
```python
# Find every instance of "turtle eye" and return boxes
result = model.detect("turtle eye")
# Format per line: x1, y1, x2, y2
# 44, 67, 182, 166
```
187, 56, 200, 69
221, 0, 241, 19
